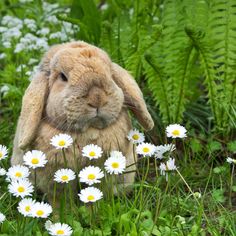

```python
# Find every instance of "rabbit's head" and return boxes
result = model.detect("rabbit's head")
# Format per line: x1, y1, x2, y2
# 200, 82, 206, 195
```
18, 41, 154, 149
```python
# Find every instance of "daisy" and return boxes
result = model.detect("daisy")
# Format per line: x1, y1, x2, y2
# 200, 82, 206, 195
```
0, 145, 8, 160
17, 198, 36, 217
47, 222, 73, 236
0, 212, 6, 223
23, 150, 47, 169
8, 179, 34, 198
50, 134, 73, 149
31, 202, 52, 218
0, 168, 6, 176
127, 129, 145, 144
155, 144, 176, 159
82, 144, 103, 160
6, 165, 30, 181
45, 220, 53, 230
226, 157, 236, 164
160, 158, 177, 176
78, 187, 103, 203
136, 143, 156, 157
104, 151, 126, 174
79, 166, 104, 185
54, 168, 76, 183
166, 124, 187, 138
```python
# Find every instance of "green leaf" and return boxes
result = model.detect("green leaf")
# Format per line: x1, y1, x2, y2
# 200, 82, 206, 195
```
231, 186, 236, 192
69, 0, 101, 44
227, 141, 236, 152
207, 140, 222, 152
213, 166, 227, 174
212, 189, 226, 203
190, 138, 202, 153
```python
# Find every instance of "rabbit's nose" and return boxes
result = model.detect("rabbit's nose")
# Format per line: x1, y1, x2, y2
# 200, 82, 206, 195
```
87, 86, 108, 109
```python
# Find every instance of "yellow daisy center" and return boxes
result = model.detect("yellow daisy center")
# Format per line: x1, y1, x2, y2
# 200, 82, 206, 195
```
31, 158, 39, 164
25, 206, 31, 212
132, 134, 139, 140
89, 151, 96, 157
112, 162, 119, 168
56, 230, 65, 235
88, 174, 95, 180
18, 186, 25, 193
0, 152, 2, 158
61, 175, 69, 181
143, 147, 150, 153
87, 195, 95, 201
15, 172, 22, 177
58, 140, 66, 146
36, 210, 44, 216
172, 129, 180, 136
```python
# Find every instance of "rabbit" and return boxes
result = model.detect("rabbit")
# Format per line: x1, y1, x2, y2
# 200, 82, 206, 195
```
11, 41, 154, 203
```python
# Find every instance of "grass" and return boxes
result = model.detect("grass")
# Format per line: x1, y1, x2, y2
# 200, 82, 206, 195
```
0, 1, 236, 235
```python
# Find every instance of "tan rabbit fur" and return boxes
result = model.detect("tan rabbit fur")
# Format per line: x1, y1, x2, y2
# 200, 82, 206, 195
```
11, 41, 154, 202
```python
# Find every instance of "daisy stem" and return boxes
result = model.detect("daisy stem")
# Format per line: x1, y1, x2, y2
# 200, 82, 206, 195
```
152, 179, 169, 232
136, 157, 150, 225
111, 175, 115, 214
21, 216, 26, 235
64, 186, 67, 215
34, 169, 37, 198
53, 182, 57, 219
176, 169, 200, 205
89, 203, 94, 230
154, 157, 158, 178
62, 149, 68, 168
176, 169, 211, 226
132, 157, 149, 209
133, 144, 140, 182
229, 163, 235, 207
68, 184, 73, 213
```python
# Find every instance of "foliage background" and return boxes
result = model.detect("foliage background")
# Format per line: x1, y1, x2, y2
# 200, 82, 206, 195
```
0, 0, 236, 235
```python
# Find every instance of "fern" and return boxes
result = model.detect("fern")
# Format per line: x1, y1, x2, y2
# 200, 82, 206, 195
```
208, 0, 236, 132
143, 0, 198, 124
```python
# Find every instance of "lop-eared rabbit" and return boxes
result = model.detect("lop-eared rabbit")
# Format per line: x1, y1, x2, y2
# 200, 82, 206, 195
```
12, 41, 154, 202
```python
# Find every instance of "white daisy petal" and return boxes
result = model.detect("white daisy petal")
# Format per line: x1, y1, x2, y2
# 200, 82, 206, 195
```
0, 212, 6, 223
78, 187, 103, 203
23, 150, 47, 169
50, 134, 73, 149
226, 157, 236, 164
8, 179, 34, 198
31, 202, 52, 218
82, 144, 103, 160
160, 158, 177, 177
17, 198, 36, 217
0, 145, 8, 160
104, 151, 126, 175
136, 143, 156, 157
155, 144, 176, 159
48, 222, 73, 236
166, 124, 187, 138
45, 220, 53, 231
54, 169, 76, 183
79, 166, 104, 185
0, 168, 6, 176
6, 165, 30, 181
127, 129, 145, 144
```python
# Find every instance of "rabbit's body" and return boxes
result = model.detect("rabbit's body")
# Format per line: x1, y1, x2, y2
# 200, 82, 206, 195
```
11, 41, 154, 202
12, 109, 136, 200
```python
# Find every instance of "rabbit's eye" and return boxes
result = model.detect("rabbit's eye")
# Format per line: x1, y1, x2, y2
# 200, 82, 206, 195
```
60, 72, 68, 82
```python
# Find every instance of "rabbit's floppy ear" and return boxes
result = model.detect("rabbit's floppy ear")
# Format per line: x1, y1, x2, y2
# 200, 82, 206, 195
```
18, 72, 48, 149
111, 63, 154, 130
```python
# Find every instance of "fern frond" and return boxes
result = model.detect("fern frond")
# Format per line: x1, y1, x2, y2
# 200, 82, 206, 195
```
208, 0, 236, 131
